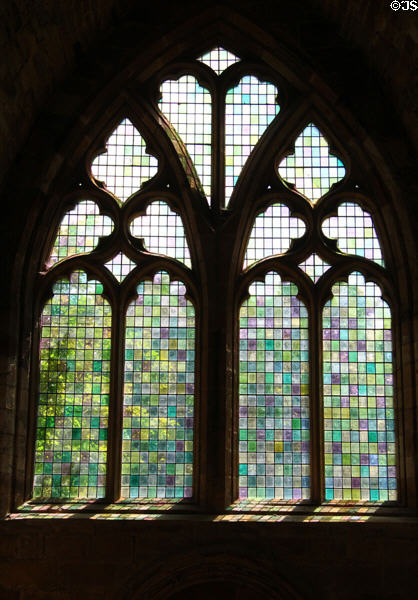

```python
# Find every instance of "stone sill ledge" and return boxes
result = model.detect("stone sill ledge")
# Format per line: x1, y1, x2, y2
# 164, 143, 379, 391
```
6, 500, 417, 523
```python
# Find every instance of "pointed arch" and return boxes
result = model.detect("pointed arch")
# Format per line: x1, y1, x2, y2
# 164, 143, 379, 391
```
2, 6, 414, 516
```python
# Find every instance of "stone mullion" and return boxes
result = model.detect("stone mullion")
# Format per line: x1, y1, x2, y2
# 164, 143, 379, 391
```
200, 221, 232, 510
310, 287, 322, 504
201, 71, 232, 508
106, 286, 124, 502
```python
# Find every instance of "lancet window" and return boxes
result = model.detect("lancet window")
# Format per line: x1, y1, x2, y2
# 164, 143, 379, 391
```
30, 46, 398, 508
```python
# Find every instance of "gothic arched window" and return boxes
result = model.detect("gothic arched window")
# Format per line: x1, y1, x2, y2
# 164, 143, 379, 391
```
29, 46, 398, 511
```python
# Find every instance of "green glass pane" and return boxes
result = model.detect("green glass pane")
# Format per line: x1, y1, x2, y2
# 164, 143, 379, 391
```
244, 204, 305, 267
91, 119, 158, 203
323, 272, 396, 501
48, 201, 113, 267
279, 124, 345, 203
239, 272, 310, 500
130, 201, 191, 268
322, 202, 384, 267
122, 272, 195, 499
33, 271, 111, 499
225, 76, 279, 204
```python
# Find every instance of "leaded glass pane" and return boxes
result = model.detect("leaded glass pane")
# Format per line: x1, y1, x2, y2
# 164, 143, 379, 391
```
323, 272, 396, 501
47, 201, 113, 268
104, 253, 136, 282
322, 202, 384, 266
244, 203, 305, 268
225, 76, 279, 204
34, 271, 111, 499
91, 119, 158, 203
122, 272, 195, 499
239, 272, 310, 500
130, 200, 191, 268
299, 253, 330, 283
278, 124, 345, 203
197, 47, 240, 74
160, 76, 212, 200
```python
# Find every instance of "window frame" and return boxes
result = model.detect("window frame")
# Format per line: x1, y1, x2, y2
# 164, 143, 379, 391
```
18, 41, 408, 516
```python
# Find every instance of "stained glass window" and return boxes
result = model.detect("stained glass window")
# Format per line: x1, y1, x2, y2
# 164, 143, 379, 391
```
91, 119, 158, 203
323, 272, 396, 501
34, 272, 111, 499
239, 272, 310, 500
197, 47, 240, 74
130, 200, 191, 267
299, 254, 331, 283
160, 76, 212, 199
244, 204, 306, 267
122, 272, 195, 499
278, 124, 345, 203
47, 200, 113, 268
225, 76, 279, 204
104, 253, 136, 282
32, 45, 399, 511
322, 202, 384, 266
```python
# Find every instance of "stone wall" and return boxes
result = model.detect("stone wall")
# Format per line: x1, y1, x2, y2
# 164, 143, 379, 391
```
1, 517, 417, 599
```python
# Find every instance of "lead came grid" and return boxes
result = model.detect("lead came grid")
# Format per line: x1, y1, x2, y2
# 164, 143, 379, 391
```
34, 272, 111, 499
244, 203, 306, 267
278, 124, 345, 203
104, 253, 136, 282
160, 76, 212, 200
197, 46, 240, 75
91, 119, 158, 203
239, 272, 310, 500
299, 253, 331, 283
323, 272, 396, 501
225, 76, 279, 204
130, 201, 191, 268
122, 272, 195, 499
322, 202, 384, 266
48, 201, 113, 267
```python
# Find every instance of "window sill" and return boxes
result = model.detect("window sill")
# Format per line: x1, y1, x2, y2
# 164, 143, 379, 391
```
8, 500, 417, 523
